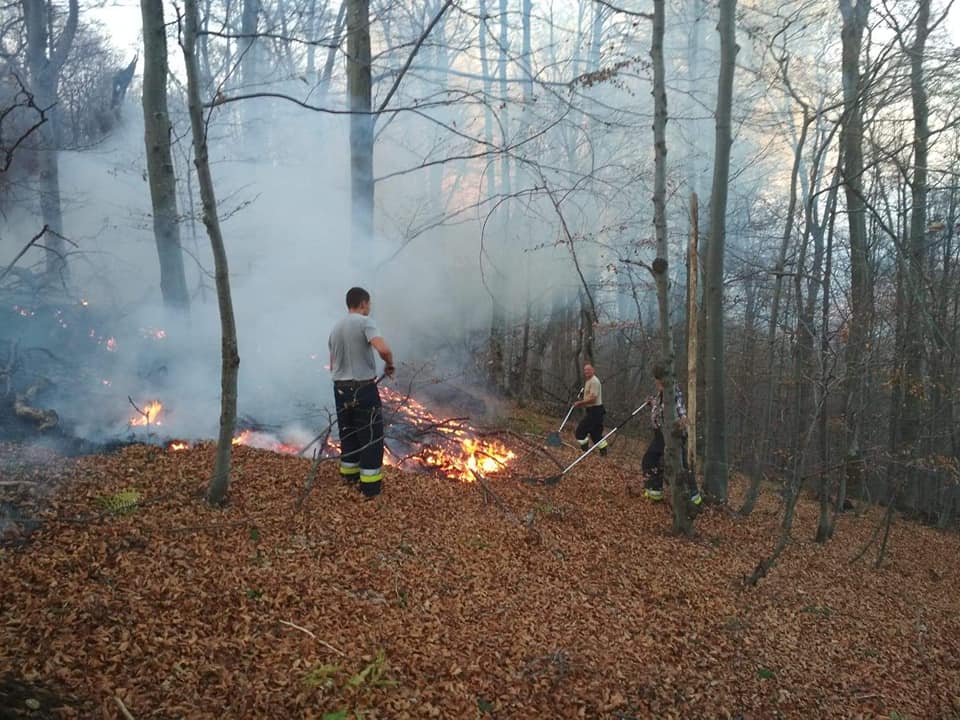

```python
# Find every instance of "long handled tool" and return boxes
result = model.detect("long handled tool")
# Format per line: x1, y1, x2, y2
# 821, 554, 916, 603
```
546, 389, 583, 446
525, 400, 650, 486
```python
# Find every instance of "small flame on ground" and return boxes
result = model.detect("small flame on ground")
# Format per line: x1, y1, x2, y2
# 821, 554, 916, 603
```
141, 327, 167, 340
13, 305, 34, 317
232, 429, 301, 454
130, 400, 164, 427
169, 441, 189, 451
105, 337, 118, 352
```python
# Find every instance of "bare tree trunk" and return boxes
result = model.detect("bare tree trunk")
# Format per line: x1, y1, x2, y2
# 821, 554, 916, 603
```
320, 1, 347, 96
838, 0, 872, 512
651, 0, 692, 535
703, 0, 738, 503
141, 0, 190, 313
686, 193, 699, 476
895, 0, 930, 481
240, 0, 260, 89
740, 113, 810, 515
23, 0, 78, 285
347, 0, 373, 259
816, 167, 840, 543
182, 0, 240, 506
514, 0, 533, 398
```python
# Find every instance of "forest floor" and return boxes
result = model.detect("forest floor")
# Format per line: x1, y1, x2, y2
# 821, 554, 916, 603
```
1, 422, 959, 720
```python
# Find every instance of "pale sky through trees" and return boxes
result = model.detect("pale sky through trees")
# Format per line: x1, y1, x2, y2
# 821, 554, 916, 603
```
92, 0, 960, 57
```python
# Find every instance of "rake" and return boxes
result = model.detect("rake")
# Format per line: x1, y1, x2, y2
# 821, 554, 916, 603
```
524, 400, 650, 486
545, 389, 582, 447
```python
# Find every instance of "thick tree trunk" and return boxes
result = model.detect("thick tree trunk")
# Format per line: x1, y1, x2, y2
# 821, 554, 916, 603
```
703, 0, 738, 503
23, 0, 78, 285
183, 0, 240, 506
347, 0, 373, 259
838, 0, 872, 512
141, 0, 190, 313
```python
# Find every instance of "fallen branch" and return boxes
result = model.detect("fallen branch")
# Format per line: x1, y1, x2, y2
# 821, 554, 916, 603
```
113, 696, 136, 720
472, 470, 542, 545
279, 619, 315, 638
278, 620, 346, 655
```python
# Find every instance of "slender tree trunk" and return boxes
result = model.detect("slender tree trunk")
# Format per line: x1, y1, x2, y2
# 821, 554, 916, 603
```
306, 0, 317, 77
182, 0, 240, 506
347, 0, 373, 259
686, 193, 699, 476
651, 0, 692, 534
493, 0, 512, 391
896, 0, 930, 482
838, 0, 872, 512
240, 0, 260, 89
740, 115, 810, 515
141, 0, 190, 313
703, 0, 738, 503
23, 0, 77, 285
320, 1, 347, 96
816, 167, 840, 542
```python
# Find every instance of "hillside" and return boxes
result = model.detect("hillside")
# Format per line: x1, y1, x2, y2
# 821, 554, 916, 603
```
2, 440, 959, 719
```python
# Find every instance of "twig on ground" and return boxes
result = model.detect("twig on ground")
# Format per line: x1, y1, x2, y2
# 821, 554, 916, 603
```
279, 619, 316, 638
279, 620, 345, 655
114, 696, 136, 720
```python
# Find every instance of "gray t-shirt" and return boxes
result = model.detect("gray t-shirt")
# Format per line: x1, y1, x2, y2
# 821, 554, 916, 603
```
328, 313, 380, 381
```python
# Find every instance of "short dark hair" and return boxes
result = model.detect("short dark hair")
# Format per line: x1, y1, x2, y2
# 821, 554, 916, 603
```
346, 287, 370, 309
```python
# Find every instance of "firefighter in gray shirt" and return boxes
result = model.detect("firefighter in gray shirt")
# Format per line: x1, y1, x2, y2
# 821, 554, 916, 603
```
328, 287, 395, 498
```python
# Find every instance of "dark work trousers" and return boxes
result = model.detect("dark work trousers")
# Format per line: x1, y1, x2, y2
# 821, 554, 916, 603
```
334, 380, 385, 497
575, 405, 606, 449
642, 429, 697, 495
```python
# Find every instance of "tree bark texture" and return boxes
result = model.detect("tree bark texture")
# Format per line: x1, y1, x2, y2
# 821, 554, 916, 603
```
703, 0, 738, 503
347, 0, 373, 258
183, 0, 241, 505
838, 0, 872, 511
141, 0, 190, 313
23, 0, 78, 285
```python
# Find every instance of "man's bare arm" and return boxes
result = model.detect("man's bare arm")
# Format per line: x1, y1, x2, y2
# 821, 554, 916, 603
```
575, 391, 597, 407
370, 336, 395, 376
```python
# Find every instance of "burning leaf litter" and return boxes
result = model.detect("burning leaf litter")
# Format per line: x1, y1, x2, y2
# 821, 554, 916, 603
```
130, 386, 517, 481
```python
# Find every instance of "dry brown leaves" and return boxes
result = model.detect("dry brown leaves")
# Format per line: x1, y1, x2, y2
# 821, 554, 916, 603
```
2, 438, 959, 719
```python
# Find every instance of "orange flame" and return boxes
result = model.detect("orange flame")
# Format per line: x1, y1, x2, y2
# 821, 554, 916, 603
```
232, 429, 300, 454
130, 400, 164, 426
379, 387, 516, 481
154, 388, 517, 481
